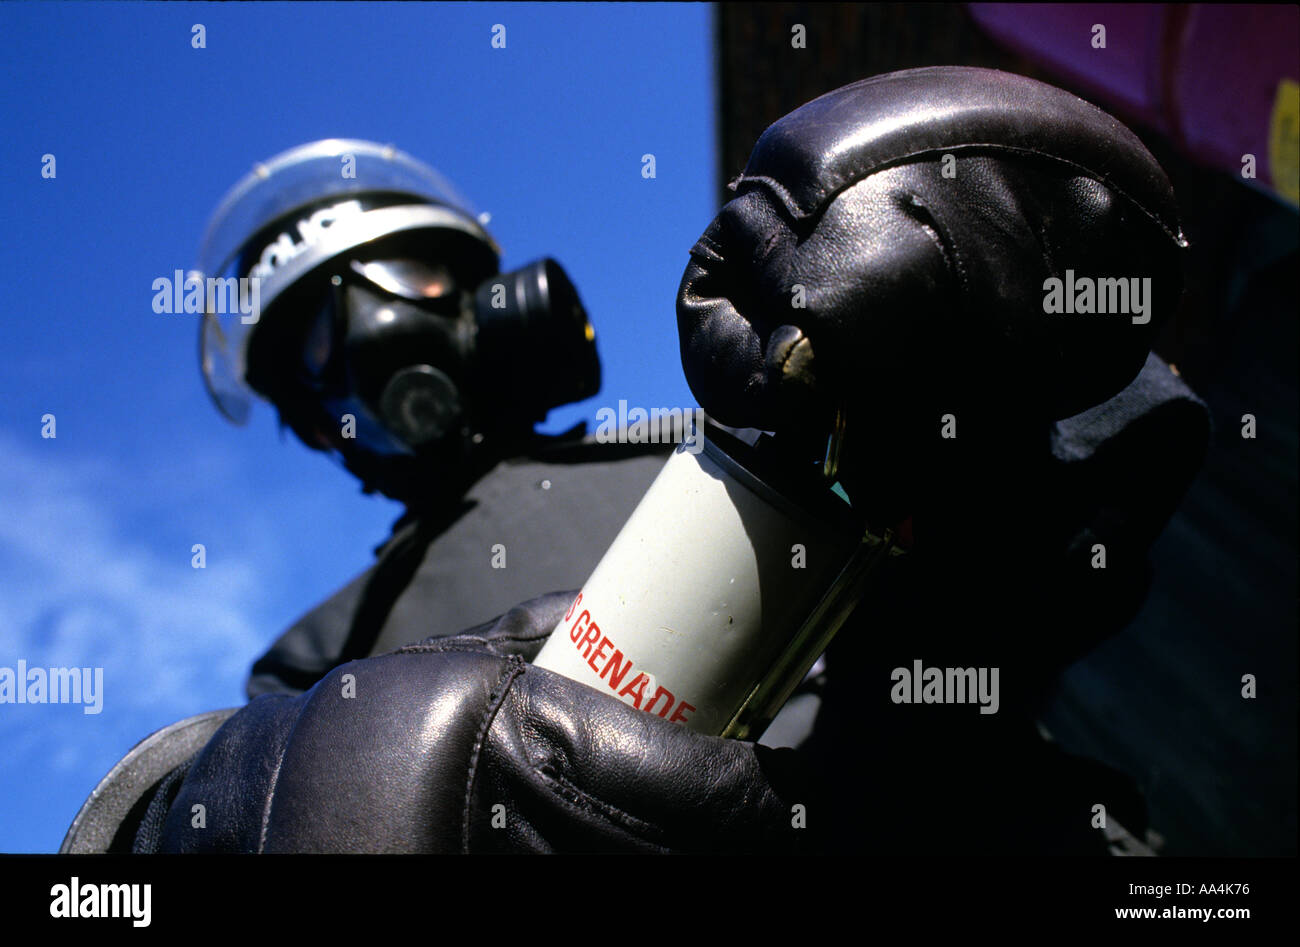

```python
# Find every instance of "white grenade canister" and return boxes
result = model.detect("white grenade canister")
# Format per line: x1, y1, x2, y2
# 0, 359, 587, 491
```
533, 420, 880, 737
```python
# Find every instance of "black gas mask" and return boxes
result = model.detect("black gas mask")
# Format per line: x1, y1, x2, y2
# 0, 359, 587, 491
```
196, 141, 599, 503
288, 252, 599, 461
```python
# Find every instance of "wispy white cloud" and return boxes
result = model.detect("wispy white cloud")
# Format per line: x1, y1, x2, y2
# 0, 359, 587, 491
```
0, 431, 271, 846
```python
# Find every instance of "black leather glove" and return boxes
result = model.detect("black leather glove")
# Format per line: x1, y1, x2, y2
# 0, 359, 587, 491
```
146, 592, 811, 853
677, 66, 1188, 527
667, 66, 1207, 856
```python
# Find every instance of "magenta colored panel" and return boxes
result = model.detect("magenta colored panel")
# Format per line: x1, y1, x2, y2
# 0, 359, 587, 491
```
969, 2, 1300, 197
1173, 5, 1299, 183
966, 3, 1171, 133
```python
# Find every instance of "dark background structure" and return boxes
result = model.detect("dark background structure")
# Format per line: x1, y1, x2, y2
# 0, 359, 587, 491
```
713, 3, 1297, 855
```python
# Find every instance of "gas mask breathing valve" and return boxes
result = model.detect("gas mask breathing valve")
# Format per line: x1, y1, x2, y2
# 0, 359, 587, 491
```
379, 364, 463, 447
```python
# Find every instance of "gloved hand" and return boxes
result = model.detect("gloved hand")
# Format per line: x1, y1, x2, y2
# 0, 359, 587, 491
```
147, 592, 811, 853
677, 66, 1188, 526
126, 68, 1204, 858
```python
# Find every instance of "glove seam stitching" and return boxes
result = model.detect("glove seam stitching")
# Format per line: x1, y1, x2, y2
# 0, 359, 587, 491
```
737, 146, 1185, 245
257, 695, 309, 854
533, 763, 671, 852
398, 632, 551, 656
461, 654, 525, 853
692, 232, 725, 262
897, 191, 967, 296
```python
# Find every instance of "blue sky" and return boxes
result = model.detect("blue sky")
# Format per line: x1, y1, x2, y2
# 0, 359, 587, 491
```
0, 2, 713, 853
